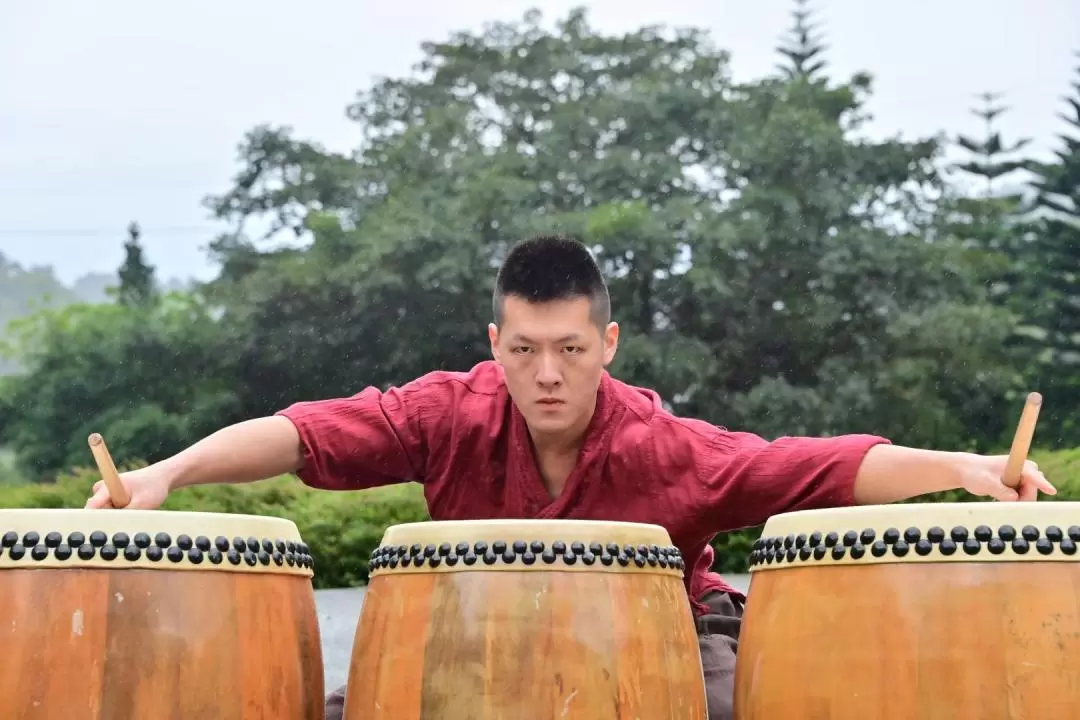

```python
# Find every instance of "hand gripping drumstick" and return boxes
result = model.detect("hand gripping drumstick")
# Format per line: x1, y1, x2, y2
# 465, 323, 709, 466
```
87, 433, 131, 508
1002, 392, 1042, 489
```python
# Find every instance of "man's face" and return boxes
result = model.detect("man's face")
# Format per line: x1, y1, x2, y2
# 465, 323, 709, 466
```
489, 296, 619, 439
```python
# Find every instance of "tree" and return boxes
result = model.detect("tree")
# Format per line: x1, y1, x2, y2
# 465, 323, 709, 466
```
775, 0, 828, 81
0, 4, 1037, 479
953, 92, 1032, 198
943, 91, 1034, 281
938, 91, 1039, 352
200, 7, 742, 411
1025, 51, 1080, 445
1034, 51, 1080, 221
0, 294, 238, 479
0, 253, 81, 376
664, 2, 1018, 449
197, 5, 1014, 450
117, 221, 158, 307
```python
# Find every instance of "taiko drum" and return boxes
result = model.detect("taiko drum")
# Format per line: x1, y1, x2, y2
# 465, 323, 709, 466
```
343, 519, 707, 719
734, 502, 1080, 719
0, 508, 325, 719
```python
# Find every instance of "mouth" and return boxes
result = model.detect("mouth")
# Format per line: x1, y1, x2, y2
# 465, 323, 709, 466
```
536, 398, 565, 406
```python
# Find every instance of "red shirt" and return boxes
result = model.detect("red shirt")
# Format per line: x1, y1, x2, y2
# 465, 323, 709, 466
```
277, 361, 889, 616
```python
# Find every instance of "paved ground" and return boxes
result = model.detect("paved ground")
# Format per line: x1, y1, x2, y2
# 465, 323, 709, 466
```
314, 587, 368, 692
313, 573, 752, 692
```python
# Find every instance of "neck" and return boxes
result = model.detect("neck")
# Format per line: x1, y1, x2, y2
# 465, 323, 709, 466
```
529, 425, 587, 456
527, 396, 598, 457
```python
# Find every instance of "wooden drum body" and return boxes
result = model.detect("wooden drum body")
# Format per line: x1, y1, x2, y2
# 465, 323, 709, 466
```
0, 509, 324, 719
344, 519, 706, 719
734, 502, 1080, 719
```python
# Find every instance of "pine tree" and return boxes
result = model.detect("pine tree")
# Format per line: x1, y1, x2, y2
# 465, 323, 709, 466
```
775, 0, 828, 81
117, 221, 158, 307
938, 92, 1051, 444
1025, 52, 1080, 445
944, 92, 1034, 295
953, 91, 1032, 200
1034, 51, 1080, 222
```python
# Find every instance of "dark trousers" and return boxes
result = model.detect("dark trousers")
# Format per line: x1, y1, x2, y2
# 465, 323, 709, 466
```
324, 590, 743, 720
695, 590, 744, 719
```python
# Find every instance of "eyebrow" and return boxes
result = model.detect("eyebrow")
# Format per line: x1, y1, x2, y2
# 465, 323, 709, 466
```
511, 333, 584, 344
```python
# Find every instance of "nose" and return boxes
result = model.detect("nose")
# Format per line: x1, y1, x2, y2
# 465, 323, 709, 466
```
536, 352, 562, 388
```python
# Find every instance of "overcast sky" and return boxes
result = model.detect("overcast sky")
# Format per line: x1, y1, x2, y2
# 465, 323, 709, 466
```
1, 0, 1078, 284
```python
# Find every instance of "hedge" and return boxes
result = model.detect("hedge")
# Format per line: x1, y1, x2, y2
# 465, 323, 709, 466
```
3, 447, 1078, 589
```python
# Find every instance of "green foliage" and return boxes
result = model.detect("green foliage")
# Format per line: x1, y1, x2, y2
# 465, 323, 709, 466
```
1020, 53, 1080, 446
4, 445, 1080, 583
0, 293, 241, 479
0, 253, 113, 376
0, 468, 430, 589
172, 4, 1022, 457
1, 6, 1079, 572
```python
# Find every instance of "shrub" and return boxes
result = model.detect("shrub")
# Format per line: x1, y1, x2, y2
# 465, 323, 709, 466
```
0, 467, 428, 589
3, 446, 1078, 586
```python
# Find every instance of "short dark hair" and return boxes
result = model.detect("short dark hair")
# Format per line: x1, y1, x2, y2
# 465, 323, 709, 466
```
493, 234, 610, 327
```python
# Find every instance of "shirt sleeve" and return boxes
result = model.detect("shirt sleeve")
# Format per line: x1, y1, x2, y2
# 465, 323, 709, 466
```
649, 415, 891, 535
274, 381, 432, 492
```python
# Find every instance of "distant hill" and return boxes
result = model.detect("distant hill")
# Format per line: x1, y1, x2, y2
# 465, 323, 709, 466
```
0, 251, 187, 375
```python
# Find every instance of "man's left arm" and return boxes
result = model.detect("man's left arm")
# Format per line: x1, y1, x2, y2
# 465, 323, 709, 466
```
652, 416, 1057, 535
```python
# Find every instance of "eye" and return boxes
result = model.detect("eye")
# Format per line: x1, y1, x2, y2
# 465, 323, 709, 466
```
563, 346, 584, 354
511, 346, 532, 355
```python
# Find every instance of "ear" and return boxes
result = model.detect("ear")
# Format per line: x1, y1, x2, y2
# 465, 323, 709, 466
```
488, 323, 501, 362
602, 322, 619, 366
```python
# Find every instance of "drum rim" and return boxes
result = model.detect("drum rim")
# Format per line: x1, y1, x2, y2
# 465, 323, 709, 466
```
384, 518, 674, 531
379, 518, 676, 544
0, 508, 307, 543
0, 508, 299, 524
761, 501, 1080, 533
750, 501, 1080, 572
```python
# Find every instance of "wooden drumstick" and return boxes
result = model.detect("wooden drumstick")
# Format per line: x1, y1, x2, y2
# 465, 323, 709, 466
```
87, 433, 131, 508
1002, 392, 1042, 489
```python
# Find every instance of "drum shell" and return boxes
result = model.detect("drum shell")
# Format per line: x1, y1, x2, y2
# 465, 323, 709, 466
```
344, 520, 707, 720
733, 503, 1080, 719
0, 509, 324, 720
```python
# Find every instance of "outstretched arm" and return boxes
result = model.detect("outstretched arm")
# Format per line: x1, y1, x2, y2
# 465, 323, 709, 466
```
852, 444, 1053, 504
648, 415, 1056, 536
164, 415, 305, 490
85, 416, 308, 508
85, 380, 435, 509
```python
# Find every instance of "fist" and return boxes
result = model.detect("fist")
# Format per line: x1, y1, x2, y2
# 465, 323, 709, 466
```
84, 465, 172, 510
958, 454, 1056, 502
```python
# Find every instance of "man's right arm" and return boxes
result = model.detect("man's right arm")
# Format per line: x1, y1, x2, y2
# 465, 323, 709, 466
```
84, 416, 305, 509
162, 416, 306, 490
85, 380, 434, 509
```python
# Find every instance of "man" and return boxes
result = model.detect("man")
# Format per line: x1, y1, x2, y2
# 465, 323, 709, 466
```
86, 234, 1054, 720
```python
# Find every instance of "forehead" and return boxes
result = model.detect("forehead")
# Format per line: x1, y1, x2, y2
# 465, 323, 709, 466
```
499, 296, 596, 337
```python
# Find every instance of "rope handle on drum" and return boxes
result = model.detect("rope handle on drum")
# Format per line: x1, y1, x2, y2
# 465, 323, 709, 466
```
88, 433, 132, 508
1002, 392, 1041, 490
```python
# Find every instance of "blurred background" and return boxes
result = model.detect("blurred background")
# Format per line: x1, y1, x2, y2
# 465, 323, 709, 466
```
2, 0, 1079, 578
